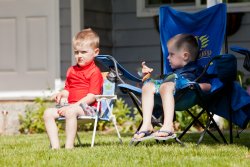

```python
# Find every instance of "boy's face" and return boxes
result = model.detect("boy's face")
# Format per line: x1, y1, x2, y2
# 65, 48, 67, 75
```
73, 43, 99, 67
167, 40, 189, 69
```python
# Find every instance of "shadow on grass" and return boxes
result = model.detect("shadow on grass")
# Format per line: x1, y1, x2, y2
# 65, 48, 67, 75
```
174, 130, 250, 148
71, 130, 250, 148
74, 141, 124, 148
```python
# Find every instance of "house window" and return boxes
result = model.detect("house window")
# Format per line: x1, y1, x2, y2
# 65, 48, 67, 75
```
146, 0, 198, 7
137, 0, 250, 17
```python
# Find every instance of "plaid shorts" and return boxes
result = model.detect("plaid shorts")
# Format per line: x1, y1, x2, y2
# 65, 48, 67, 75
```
143, 73, 191, 95
79, 103, 97, 116
143, 79, 163, 94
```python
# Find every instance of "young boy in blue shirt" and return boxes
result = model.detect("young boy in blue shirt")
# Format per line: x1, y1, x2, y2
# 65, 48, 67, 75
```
134, 34, 211, 141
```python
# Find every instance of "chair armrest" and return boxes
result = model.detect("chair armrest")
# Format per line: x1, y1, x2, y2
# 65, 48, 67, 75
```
195, 55, 222, 82
94, 95, 117, 101
96, 55, 142, 83
230, 46, 250, 56
118, 83, 142, 95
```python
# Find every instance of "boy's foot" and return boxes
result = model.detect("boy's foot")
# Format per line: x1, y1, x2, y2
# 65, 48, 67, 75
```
153, 130, 176, 141
132, 130, 154, 141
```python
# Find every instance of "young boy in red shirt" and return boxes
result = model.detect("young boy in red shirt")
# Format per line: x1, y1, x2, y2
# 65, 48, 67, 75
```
43, 28, 103, 149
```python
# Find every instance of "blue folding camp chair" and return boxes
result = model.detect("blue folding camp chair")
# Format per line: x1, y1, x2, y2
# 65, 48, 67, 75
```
96, 3, 250, 145
229, 46, 250, 139
155, 3, 228, 144
156, 3, 250, 144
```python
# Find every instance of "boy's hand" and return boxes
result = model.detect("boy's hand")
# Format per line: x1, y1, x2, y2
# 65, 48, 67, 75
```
52, 93, 63, 104
141, 62, 153, 82
57, 108, 65, 116
51, 91, 68, 104
57, 105, 71, 116
141, 61, 153, 74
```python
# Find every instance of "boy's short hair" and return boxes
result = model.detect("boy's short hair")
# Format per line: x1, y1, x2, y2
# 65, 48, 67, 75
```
171, 34, 199, 61
72, 28, 100, 49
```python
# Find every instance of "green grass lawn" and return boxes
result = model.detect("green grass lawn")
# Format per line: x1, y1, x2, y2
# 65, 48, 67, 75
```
0, 131, 250, 167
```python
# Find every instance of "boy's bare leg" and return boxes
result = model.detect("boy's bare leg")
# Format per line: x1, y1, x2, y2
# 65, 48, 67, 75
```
64, 106, 84, 149
156, 82, 175, 136
134, 83, 155, 138
43, 108, 60, 149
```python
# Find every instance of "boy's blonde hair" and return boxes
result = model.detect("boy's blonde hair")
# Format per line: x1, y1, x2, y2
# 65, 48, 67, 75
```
170, 34, 199, 61
72, 28, 100, 49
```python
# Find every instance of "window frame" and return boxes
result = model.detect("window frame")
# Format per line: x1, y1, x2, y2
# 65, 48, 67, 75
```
136, 0, 250, 17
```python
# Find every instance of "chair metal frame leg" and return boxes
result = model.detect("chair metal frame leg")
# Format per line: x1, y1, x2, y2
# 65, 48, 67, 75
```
207, 111, 228, 144
229, 111, 233, 143
196, 113, 214, 145
105, 99, 122, 144
91, 116, 98, 147
229, 100, 233, 144
128, 91, 142, 115
76, 132, 83, 146
91, 100, 101, 147
178, 108, 223, 144
195, 111, 227, 145
177, 109, 209, 139
111, 115, 123, 144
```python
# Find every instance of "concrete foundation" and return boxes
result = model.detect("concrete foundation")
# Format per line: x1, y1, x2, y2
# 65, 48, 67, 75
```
0, 101, 33, 135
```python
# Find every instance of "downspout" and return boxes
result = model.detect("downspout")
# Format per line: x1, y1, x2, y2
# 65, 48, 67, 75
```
207, 0, 228, 54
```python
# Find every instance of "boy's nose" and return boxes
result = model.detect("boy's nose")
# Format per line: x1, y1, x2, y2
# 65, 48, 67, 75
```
78, 55, 83, 59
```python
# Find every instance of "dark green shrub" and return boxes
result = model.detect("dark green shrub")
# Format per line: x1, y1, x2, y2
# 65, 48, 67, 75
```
20, 97, 212, 134
19, 97, 141, 134
19, 98, 54, 134
99, 98, 141, 133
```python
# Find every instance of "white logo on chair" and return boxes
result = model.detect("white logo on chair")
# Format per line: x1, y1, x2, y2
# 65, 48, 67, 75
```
196, 35, 212, 59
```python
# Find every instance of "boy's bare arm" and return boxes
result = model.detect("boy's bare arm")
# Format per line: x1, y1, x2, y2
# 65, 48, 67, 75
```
57, 93, 95, 116
73, 93, 96, 106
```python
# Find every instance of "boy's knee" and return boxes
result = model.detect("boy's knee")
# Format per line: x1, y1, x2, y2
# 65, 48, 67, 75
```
64, 109, 77, 119
159, 82, 175, 94
142, 82, 155, 93
43, 108, 53, 120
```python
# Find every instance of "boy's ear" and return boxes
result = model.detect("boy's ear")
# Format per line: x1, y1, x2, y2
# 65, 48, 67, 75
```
94, 48, 100, 56
183, 52, 189, 61
183, 52, 188, 60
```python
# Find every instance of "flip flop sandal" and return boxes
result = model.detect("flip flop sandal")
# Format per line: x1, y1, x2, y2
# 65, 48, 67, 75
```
154, 130, 176, 141
132, 130, 154, 141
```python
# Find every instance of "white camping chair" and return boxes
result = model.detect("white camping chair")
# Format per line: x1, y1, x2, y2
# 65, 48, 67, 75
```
57, 73, 122, 147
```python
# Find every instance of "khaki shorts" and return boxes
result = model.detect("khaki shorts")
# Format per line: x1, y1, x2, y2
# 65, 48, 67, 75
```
79, 103, 97, 116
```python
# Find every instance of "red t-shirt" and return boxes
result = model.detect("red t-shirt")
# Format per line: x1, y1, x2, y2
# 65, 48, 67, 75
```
64, 61, 103, 106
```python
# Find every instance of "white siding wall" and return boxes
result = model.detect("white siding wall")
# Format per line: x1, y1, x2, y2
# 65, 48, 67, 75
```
84, 0, 113, 55
112, 0, 162, 77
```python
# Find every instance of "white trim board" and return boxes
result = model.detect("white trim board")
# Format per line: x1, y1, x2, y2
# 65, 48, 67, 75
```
0, 90, 55, 101
0, 79, 65, 101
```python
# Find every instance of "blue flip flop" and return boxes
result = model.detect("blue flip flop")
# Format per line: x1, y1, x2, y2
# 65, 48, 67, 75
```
154, 130, 176, 141
132, 130, 154, 141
